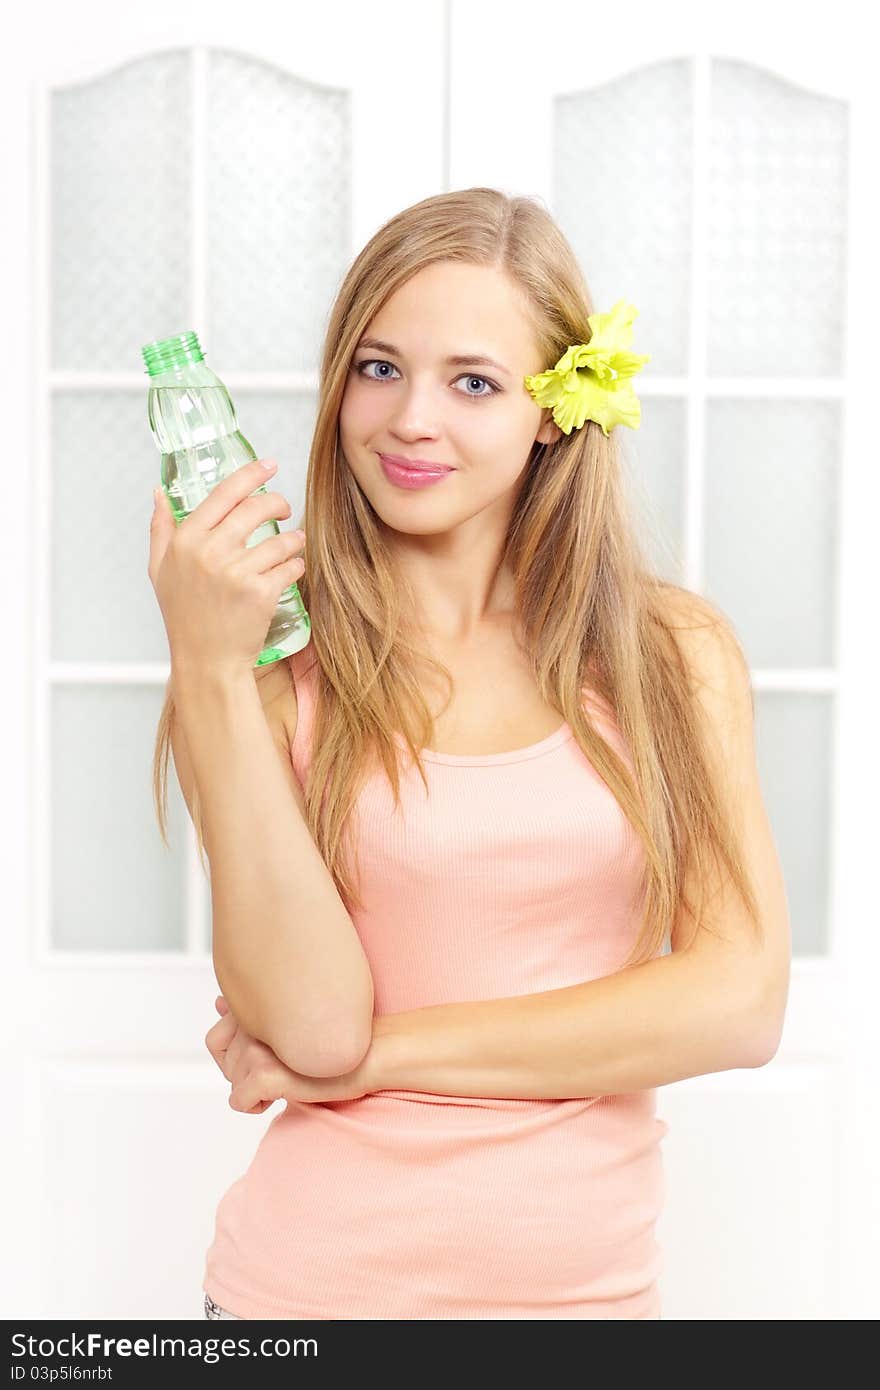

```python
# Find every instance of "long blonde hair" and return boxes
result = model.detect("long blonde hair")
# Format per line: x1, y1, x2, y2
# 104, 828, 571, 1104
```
153, 186, 760, 971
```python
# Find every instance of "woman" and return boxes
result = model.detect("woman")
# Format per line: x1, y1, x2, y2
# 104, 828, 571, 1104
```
150, 187, 790, 1321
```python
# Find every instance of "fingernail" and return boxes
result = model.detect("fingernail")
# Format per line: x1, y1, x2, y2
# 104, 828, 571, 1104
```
260, 459, 277, 471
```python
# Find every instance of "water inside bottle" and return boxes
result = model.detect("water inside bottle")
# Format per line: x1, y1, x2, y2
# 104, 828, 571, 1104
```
151, 386, 311, 664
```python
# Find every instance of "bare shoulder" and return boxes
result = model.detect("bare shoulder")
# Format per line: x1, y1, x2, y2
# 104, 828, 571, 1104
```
253, 655, 299, 745
654, 582, 732, 635
653, 584, 751, 701
653, 587, 757, 864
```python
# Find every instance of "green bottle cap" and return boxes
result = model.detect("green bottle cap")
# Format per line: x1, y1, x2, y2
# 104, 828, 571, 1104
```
141, 331, 205, 377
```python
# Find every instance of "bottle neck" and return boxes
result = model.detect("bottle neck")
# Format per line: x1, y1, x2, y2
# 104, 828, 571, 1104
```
141, 331, 204, 378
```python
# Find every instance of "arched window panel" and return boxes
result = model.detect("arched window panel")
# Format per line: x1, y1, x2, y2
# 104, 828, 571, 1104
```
707, 57, 847, 378
51, 50, 193, 371
204, 48, 351, 370
554, 57, 694, 379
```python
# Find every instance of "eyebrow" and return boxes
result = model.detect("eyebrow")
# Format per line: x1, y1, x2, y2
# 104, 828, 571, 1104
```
355, 338, 512, 379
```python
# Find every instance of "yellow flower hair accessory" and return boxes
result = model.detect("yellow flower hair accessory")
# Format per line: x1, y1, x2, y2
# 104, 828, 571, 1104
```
524, 300, 650, 437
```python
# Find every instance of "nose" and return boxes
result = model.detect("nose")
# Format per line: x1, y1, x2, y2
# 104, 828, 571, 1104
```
384, 381, 443, 441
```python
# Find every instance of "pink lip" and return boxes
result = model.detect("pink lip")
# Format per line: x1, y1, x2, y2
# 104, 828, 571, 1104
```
378, 453, 456, 491
378, 453, 455, 473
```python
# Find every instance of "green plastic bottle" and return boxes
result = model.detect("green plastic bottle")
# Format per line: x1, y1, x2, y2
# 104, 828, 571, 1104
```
141, 330, 311, 667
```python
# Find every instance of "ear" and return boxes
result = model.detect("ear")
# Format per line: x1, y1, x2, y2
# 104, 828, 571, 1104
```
535, 412, 562, 447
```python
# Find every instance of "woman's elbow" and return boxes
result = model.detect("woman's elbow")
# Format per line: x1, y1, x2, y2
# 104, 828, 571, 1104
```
277, 991, 375, 1079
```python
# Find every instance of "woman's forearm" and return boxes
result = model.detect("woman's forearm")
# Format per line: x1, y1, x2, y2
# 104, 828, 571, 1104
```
366, 947, 772, 1099
172, 664, 374, 1077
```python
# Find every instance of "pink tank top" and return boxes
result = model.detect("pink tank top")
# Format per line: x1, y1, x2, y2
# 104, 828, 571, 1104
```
203, 642, 669, 1320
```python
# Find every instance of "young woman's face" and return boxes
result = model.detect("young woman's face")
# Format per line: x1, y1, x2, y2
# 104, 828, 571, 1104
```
338, 261, 558, 539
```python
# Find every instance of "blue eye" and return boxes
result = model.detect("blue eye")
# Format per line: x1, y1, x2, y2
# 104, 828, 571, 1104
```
354, 359, 499, 399
455, 374, 497, 398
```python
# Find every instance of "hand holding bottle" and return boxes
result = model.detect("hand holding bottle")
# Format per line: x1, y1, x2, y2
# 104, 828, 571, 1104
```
148, 457, 306, 678
141, 331, 310, 663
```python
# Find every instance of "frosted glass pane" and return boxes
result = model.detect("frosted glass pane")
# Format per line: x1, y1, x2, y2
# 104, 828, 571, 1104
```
708, 58, 848, 377
51, 390, 166, 664
205, 50, 351, 371
703, 399, 840, 668
51, 388, 317, 663
51, 685, 190, 950
753, 692, 831, 956
622, 397, 687, 584
51, 51, 192, 370
554, 59, 693, 377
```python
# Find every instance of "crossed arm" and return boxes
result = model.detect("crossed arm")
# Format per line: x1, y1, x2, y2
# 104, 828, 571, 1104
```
206, 596, 791, 1112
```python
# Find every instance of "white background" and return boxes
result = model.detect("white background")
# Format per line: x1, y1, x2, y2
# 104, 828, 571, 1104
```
2, 0, 878, 1320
